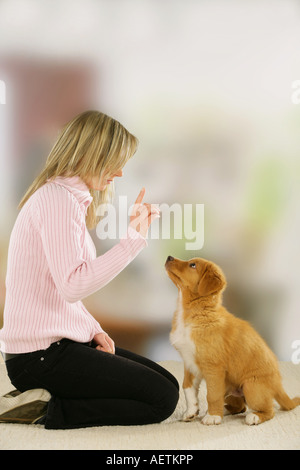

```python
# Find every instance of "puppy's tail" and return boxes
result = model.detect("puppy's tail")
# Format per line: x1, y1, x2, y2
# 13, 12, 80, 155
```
275, 386, 300, 411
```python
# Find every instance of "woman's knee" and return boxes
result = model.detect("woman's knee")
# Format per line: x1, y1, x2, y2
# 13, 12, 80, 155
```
154, 382, 179, 422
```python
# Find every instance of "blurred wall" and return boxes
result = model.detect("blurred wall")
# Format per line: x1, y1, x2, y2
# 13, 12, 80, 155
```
0, 0, 299, 361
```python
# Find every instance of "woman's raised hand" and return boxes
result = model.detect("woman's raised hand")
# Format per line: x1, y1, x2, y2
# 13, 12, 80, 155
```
129, 188, 160, 238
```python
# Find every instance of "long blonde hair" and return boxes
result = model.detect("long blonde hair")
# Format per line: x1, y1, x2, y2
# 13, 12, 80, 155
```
18, 110, 139, 229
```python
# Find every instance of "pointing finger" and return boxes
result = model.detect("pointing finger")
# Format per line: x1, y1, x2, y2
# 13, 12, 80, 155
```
135, 187, 145, 205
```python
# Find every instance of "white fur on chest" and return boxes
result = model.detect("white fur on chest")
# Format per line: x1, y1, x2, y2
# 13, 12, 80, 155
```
170, 291, 199, 378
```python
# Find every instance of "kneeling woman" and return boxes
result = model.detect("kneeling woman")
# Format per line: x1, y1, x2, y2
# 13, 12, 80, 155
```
0, 111, 179, 429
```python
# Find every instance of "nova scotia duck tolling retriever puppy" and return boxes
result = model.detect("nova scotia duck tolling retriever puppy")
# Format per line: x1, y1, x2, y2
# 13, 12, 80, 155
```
165, 255, 300, 425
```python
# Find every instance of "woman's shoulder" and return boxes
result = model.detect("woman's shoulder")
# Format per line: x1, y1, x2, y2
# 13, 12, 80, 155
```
29, 181, 82, 222
32, 180, 79, 206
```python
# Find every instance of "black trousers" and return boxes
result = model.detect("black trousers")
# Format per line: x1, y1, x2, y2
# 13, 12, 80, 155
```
5, 338, 179, 429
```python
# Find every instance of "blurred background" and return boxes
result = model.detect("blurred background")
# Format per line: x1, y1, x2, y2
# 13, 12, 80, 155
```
0, 0, 299, 361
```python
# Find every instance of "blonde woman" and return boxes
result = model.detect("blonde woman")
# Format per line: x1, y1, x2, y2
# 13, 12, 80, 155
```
0, 110, 179, 428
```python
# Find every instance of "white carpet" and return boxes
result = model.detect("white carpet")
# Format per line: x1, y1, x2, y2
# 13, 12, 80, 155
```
0, 356, 299, 450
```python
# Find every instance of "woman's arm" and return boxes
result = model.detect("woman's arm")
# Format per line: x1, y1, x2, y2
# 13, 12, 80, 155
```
34, 184, 147, 303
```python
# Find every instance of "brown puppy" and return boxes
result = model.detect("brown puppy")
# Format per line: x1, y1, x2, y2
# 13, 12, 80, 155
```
165, 255, 300, 425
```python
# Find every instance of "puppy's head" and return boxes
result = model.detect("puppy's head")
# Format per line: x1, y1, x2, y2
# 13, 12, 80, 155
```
165, 255, 226, 298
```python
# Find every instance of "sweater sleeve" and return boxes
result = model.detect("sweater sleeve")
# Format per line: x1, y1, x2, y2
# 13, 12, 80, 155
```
35, 184, 147, 303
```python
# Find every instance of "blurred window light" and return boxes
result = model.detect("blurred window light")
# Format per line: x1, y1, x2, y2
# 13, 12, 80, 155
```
0, 80, 6, 104
291, 80, 300, 105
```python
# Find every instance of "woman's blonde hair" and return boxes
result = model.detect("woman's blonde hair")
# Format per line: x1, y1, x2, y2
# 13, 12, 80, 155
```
18, 110, 139, 229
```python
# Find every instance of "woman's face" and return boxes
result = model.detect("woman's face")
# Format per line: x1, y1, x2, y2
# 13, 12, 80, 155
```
85, 168, 123, 191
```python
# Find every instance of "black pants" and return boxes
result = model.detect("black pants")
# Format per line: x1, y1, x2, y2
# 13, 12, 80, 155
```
5, 338, 179, 429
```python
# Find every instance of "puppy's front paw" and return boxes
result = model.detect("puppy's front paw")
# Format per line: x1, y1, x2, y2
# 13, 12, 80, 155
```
182, 409, 199, 422
245, 412, 260, 425
201, 413, 222, 425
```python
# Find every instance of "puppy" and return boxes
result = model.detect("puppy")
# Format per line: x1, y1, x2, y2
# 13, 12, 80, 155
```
165, 255, 300, 425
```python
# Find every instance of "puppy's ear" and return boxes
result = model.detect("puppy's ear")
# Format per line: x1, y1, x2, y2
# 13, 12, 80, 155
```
198, 265, 225, 297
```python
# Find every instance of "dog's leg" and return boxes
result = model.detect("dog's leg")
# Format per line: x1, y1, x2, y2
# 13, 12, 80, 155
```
202, 370, 225, 425
182, 368, 202, 421
243, 381, 274, 425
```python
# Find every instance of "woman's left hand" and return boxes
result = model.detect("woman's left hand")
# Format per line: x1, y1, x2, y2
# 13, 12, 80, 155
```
93, 332, 115, 354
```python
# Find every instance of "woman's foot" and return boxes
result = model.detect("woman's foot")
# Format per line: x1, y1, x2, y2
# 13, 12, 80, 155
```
0, 388, 51, 424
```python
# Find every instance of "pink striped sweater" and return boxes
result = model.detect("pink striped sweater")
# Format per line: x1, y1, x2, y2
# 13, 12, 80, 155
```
0, 176, 147, 353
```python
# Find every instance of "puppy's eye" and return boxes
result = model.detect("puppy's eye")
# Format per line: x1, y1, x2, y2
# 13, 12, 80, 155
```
189, 263, 196, 268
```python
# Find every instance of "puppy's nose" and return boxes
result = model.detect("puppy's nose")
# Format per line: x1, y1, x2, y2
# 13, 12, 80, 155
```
167, 255, 174, 262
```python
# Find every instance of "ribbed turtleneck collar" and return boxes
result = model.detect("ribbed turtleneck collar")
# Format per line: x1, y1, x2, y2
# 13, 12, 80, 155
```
47, 175, 93, 209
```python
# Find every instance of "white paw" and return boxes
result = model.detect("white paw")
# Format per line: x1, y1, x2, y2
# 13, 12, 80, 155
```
245, 412, 260, 425
201, 413, 222, 425
182, 409, 199, 422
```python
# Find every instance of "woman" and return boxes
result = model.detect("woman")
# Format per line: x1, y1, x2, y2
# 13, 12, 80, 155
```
0, 110, 179, 429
